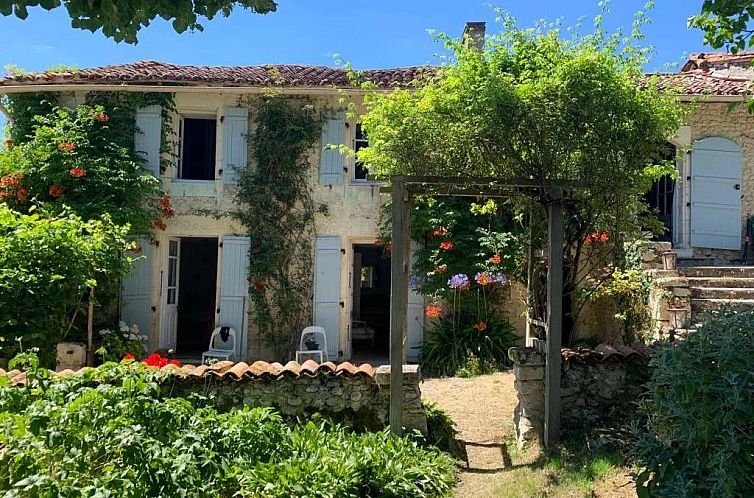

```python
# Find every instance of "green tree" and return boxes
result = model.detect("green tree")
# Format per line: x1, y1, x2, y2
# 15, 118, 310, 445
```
0, 0, 277, 44
690, 0, 754, 51
358, 15, 685, 344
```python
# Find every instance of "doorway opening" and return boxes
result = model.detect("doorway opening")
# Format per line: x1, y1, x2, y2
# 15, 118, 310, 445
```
351, 244, 391, 360
645, 143, 677, 242
176, 237, 218, 355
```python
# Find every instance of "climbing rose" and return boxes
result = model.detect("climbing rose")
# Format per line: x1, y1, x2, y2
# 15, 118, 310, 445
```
439, 240, 454, 251
48, 185, 66, 198
152, 220, 167, 231
448, 273, 470, 290
473, 321, 488, 331
57, 142, 77, 152
425, 305, 443, 318
432, 228, 448, 237
374, 239, 384, 246
386, 243, 393, 253
160, 194, 175, 218
255, 282, 265, 292
475, 271, 492, 286
489, 254, 502, 265
122, 353, 135, 362
69, 167, 87, 178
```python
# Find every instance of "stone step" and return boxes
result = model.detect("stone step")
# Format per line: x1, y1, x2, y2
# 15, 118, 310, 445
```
690, 287, 754, 299
679, 266, 754, 278
690, 298, 754, 313
686, 277, 754, 288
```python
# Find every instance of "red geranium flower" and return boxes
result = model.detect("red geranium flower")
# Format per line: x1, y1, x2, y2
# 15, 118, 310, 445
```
439, 240, 454, 251
432, 228, 448, 237
169, 359, 182, 367
425, 305, 443, 318
57, 142, 76, 152
489, 254, 501, 265
48, 184, 66, 198
69, 167, 87, 178
122, 353, 135, 362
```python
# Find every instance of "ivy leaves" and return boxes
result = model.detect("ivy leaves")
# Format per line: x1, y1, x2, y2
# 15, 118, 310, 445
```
0, 0, 277, 44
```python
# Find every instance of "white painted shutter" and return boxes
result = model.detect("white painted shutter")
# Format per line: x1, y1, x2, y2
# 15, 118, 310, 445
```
407, 241, 425, 362
222, 106, 249, 184
219, 236, 250, 360
121, 239, 153, 346
319, 112, 345, 185
134, 106, 162, 177
691, 137, 743, 250
314, 236, 341, 359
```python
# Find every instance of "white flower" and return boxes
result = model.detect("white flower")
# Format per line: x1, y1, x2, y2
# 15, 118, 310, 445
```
129, 324, 140, 335
118, 321, 129, 332
99, 329, 111, 336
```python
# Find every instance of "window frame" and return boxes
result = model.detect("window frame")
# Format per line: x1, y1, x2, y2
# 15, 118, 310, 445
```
177, 113, 218, 183
352, 122, 371, 183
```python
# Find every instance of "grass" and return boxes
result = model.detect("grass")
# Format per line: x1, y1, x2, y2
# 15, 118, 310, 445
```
421, 372, 636, 497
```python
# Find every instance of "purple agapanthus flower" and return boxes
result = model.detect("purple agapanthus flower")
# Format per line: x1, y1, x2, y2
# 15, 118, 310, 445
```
448, 273, 470, 290
408, 275, 424, 290
491, 272, 508, 285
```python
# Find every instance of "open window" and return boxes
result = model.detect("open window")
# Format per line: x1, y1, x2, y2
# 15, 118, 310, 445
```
179, 117, 217, 180
353, 123, 369, 181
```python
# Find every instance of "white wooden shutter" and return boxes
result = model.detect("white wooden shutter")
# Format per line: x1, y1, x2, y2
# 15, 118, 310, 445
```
407, 241, 425, 362
222, 106, 249, 184
134, 105, 162, 177
314, 236, 341, 359
121, 239, 153, 347
691, 137, 743, 250
319, 112, 345, 185
218, 236, 250, 360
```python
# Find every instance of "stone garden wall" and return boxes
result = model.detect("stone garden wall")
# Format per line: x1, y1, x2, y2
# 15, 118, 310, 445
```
508, 345, 647, 448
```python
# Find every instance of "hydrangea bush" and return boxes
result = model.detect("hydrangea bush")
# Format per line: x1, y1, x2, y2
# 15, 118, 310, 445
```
96, 321, 146, 363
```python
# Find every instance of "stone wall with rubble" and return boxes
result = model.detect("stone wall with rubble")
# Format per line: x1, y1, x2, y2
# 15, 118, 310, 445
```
508, 345, 647, 448
167, 363, 427, 433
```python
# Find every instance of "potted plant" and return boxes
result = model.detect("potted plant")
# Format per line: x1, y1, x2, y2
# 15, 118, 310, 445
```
304, 334, 319, 351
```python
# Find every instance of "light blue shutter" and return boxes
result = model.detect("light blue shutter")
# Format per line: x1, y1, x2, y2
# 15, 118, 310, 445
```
222, 106, 249, 184
121, 239, 153, 347
314, 236, 341, 359
219, 236, 251, 360
319, 111, 345, 185
407, 241, 425, 362
134, 105, 162, 177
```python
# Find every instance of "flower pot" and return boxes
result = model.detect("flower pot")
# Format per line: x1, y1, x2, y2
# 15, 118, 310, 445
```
661, 250, 677, 271
667, 307, 689, 329
56, 342, 87, 371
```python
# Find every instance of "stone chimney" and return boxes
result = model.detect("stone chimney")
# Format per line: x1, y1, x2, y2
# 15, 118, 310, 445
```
462, 21, 486, 52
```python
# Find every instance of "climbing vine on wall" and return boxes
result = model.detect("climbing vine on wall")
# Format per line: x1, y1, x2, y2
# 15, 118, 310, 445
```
234, 96, 323, 358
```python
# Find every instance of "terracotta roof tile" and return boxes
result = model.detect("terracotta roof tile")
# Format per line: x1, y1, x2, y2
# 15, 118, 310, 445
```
4, 360, 375, 386
648, 71, 751, 96
681, 51, 754, 72
0, 60, 432, 89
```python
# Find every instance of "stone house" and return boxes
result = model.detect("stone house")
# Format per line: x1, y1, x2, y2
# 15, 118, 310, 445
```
2, 50, 754, 360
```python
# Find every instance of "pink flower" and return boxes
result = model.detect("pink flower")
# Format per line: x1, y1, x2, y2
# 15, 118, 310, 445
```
439, 240, 454, 251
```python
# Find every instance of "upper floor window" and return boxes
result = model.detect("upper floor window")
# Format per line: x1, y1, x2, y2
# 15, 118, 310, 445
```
179, 117, 216, 181
353, 123, 369, 181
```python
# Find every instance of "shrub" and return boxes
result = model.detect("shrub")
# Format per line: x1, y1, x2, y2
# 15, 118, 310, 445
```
0, 356, 456, 497
95, 321, 147, 363
634, 307, 754, 497
420, 311, 516, 376
0, 206, 133, 367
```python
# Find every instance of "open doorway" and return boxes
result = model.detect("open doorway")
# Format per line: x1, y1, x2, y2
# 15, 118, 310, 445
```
351, 244, 391, 360
176, 237, 218, 355
645, 142, 677, 242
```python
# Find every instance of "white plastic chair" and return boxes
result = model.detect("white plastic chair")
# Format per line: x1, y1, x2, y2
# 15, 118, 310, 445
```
202, 326, 237, 364
295, 326, 328, 363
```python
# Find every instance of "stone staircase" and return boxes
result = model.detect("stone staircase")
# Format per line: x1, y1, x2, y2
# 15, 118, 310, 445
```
678, 265, 754, 320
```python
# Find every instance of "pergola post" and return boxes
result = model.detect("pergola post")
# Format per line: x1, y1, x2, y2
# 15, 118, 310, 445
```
389, 176, 411, 436
545, 186, 563, 448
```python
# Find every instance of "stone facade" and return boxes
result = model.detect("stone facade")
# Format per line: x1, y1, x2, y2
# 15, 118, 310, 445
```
508, 346, 645, 448
168, 364, 427, 433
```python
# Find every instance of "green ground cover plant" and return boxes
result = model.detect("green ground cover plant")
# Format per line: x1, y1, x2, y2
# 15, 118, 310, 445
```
0, 355, 456, 497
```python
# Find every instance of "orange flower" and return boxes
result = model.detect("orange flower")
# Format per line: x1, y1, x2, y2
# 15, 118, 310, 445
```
122, 353, 135, 362
16, 188, 27, 202
432, 228, 448, 237
48, 184, 66, 198
475, 271, 491, 286
473, 321, 488, 331
57, 142, 76, 152
439, 240, 454, 251
489, 254, 501, 265
159, 194, 175, 218
434, 264, 448, 274
95, 112, 109, 123
599, 232, 609, 243
153, 220, 167, 231
425, 305, 443, 319
69, 167, 87, 178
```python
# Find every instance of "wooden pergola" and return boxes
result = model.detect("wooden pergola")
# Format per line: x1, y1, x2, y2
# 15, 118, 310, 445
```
386, 175, 581, 448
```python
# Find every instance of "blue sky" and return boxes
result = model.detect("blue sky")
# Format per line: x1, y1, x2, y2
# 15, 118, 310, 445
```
0, 1, 708, 74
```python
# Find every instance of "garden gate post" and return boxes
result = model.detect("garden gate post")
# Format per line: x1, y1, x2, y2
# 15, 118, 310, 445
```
389, 176, 411, 436
545, 187, 563, 448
